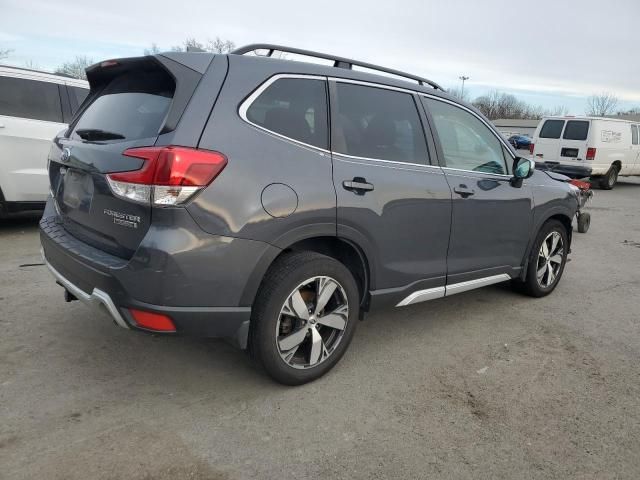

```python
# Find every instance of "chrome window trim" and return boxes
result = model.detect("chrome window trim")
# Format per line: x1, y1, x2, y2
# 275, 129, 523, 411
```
238, 73, 331, 154
441, 166, 512, 179
332, 151, 441, 171
238, 73, 515, 172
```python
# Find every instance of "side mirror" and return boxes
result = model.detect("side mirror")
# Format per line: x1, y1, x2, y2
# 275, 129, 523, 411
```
511, 157, 535, 187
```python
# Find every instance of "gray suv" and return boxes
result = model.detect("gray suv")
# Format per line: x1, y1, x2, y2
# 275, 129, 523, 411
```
40, 45, 580, 384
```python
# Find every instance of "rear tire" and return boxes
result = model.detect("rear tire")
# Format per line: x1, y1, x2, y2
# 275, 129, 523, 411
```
513, 220, 569, 297
249, 251, 359, 385
599, 165, 619, 190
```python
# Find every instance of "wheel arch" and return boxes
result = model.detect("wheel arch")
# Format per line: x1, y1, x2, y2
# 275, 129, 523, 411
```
240, 235, 372, 311
520, 210, 573, 280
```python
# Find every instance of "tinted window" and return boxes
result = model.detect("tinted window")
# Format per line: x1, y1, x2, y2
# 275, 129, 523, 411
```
424, 98, 507, 175
0, 76, 63, 122
632, 125, 638, 145
539, 119, 565, 139
333, 83, 428, 164
68, 86, 89, 114
246, 78, 328, 149
71, 70, 174, 142
563, 120, 589, 140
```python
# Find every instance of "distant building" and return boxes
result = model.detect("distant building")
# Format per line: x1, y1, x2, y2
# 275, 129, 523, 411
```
606, 114, 640, 122
492, 119, 540, 138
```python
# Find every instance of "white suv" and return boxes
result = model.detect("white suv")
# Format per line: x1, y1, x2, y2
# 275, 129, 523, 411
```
0, 65, 89, 216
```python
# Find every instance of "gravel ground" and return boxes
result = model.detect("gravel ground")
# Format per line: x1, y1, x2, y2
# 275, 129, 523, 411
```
1, 178, 639, 479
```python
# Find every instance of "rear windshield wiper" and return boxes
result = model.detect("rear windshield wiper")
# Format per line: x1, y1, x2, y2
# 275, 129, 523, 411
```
75, 128, 125, 141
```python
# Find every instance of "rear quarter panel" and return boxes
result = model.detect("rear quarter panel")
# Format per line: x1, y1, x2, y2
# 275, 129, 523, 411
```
191, 57, 337, 246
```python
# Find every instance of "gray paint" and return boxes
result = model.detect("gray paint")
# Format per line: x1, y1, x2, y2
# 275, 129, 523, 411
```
40, 51, 580, 348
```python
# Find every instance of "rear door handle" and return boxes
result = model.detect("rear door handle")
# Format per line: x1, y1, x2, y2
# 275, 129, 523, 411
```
454, 185, 475, 197
343, 178, 374, 194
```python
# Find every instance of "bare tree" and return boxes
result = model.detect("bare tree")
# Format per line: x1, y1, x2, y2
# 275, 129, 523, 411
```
23, 60, 40, 70
206, 37, 235, 53
165, 37, 235, 53
447, 86, 470, 102
586, 92, 619, 117
144, 43, 161, 55
0, 46, 13, 61
473, 90, 569, 120
54, 56, 93, 80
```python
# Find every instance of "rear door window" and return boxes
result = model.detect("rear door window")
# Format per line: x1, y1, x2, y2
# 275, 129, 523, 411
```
0, 76, 63, 123
631, 125, 638, 145
563, 120, 589, 140
245, 77, 328, 149
332, 82, 429, 164
71, 70, 174, 142
539, 119, 565, 139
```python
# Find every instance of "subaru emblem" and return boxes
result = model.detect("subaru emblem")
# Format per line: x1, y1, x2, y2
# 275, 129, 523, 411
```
60, 147, 71, 163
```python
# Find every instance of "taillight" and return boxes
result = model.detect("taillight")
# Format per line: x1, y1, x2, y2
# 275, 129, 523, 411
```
107, 146, 227, 206
586, 147, 596, 160
529, 143, 534, 154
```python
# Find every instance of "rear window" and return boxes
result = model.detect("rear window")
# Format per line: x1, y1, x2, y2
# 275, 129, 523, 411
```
563, 120, 589, 140
539, 119, 565, 139
631, 125, 638, 145
0, 76, 63, 123
245, 78, 328, 149
71, 70, 174, 142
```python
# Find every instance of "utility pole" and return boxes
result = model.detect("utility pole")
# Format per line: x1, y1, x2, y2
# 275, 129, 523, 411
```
459, 75, 470, 99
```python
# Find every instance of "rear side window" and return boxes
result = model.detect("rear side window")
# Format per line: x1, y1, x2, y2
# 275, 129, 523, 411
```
632, 125, 638, 145
539, 119, 565, 139
68, 86, 89, 114
332, 83, 428, 164
71, 70, 174, 142
563, 120, 589, 140
245, 78, 328, 149
0, 76, 63, 123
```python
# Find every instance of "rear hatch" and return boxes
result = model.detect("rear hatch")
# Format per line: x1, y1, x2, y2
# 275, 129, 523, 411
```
48, 56, 202, 258
534, 119, 591, 164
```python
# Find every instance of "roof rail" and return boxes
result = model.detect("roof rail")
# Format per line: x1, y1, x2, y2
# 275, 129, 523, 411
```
231, 44, 444, 91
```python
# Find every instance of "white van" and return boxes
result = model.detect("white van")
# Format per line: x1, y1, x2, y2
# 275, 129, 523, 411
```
0, 66, 89, 215
530, 116, 640, 189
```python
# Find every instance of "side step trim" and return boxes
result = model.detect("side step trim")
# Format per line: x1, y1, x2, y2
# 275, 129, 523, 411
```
445, 274, 511, 297
42, 250, 130, 329
396, 273, 511, 307
395, 287, 445, 307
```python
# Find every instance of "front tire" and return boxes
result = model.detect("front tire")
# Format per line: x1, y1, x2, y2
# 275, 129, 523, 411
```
513, 220, 569, 297
249, 252, 359, 385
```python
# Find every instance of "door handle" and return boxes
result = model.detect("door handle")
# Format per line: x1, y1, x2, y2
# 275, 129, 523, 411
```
343, 177, 374, 194
0, 124, 5, 128
454, 185, 475, 198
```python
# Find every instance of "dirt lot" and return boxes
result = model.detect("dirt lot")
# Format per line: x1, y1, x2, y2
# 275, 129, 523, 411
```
1, 179, 639, 480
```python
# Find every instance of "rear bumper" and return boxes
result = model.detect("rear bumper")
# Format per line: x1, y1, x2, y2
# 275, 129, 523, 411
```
535, 161, 592, 179
39, 199, 280, 348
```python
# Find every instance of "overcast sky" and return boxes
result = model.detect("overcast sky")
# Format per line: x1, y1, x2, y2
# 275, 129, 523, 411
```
2, 0, 638, 114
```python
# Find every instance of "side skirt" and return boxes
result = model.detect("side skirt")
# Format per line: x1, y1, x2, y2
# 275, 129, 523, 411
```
395, 273, 511, 307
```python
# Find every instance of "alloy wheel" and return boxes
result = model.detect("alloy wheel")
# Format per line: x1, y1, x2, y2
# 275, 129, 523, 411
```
276, 276, 349, 369
536, 231, 564, 288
